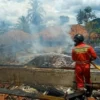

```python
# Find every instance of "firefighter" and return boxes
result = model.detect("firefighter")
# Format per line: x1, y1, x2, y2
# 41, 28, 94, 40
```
72, 34, 97, 96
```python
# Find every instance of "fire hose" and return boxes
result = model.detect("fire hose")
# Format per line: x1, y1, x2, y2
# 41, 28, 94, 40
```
90, 56, 100, 70
91, 61, 100, 70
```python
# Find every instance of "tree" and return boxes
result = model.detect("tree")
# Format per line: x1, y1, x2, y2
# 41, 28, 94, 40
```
77, 6, 97, 44
84, 7, 96, 24
16, 16, 31, 34
85, 21, 97, 44
27, 0, 45, 31
77, 6, 96, 25
94, 28, 100, 34
85, 18, 100, 45
77, 10, 84, 24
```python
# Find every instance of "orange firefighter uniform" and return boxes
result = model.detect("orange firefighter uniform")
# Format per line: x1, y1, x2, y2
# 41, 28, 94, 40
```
72, 42, 97, 89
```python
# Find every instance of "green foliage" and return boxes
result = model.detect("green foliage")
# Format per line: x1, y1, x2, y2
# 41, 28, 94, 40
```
77, 10, 84, 24
85, 20, 100, 44
16, 16, 31, 34
85, 21, 98, 32
88, 18, 100, 34
77, 6, 96, 25
90, 39, 100, 45
94, 28, 100, 34
27, 0, 44, 26
91, 18, 100, 28
26, 0, 46, 32
84, 6, 92, 13
76, 6, 100, 45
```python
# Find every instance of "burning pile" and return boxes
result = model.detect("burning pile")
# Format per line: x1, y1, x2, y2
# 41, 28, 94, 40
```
27, 53, 73, 68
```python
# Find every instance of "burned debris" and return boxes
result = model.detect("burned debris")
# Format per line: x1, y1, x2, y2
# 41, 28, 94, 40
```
0, 82, 99, 100
26, 53, 73, 68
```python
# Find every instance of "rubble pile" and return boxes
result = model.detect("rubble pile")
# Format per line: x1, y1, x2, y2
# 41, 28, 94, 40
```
27, 53, 73, 68
0, 83, 100, 100
0, 83, 66, 100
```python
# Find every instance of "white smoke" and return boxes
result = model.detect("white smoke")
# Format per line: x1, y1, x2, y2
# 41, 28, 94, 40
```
0, 0, 75, 64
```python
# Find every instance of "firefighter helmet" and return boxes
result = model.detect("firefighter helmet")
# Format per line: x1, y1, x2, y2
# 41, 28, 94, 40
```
74, 34, 84, 43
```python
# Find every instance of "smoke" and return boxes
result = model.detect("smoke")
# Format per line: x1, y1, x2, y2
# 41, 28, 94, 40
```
0, 0, 74, 64
1, 0, 100, 64
27, 0, 74, 54
28, 24, 74, 55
